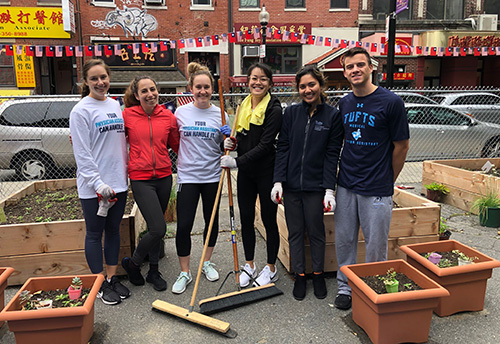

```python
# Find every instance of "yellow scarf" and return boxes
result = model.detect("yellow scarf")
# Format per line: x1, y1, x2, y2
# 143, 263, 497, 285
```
236, 93, 271, 132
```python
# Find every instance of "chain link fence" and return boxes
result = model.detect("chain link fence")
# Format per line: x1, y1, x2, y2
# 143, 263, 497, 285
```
1, 87, 500, 199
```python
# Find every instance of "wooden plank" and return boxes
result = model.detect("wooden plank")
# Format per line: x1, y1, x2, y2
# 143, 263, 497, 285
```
0, 246, 131, 286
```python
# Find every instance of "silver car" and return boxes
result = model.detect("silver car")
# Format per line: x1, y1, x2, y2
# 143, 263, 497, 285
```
395, 92, 437, 105
430, 92, 500, 124
406, 104, 500, 161
0, 98, 79, 180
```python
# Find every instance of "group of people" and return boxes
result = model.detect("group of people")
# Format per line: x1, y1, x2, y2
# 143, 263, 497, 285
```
69, 46, 409, 311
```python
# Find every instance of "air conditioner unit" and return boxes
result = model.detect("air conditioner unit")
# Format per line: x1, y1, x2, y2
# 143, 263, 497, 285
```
477, 14, 498, 31
242, 46, 260, 57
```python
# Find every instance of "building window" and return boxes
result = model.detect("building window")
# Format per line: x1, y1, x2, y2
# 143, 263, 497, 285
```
331, 0, 348, 8
144, 0, 165, 6
484, 0, 500, 17
242, 46, 302, 75
427, 0, 463, 20
240, 0, 259, 7
38, 0, 62, 3
286, 0, 305, 8
0, 54, 15, 86
373, 0, 412, 20
192, 0, 212, 5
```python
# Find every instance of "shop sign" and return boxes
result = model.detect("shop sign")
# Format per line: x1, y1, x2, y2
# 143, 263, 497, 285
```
14, 46, 36, 88
381, 36, 412, 55
100, 43, 174, 68
0, 7, 70, 38
382, 72, 414, 81
233, 23, 311, 44
448, 35, 500, 48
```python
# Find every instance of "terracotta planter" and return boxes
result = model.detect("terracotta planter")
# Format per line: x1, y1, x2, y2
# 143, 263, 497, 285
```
0, 274, 104, 344
340, 259, 449, 344
400, 240, 500, 316
0, 267, 15, 327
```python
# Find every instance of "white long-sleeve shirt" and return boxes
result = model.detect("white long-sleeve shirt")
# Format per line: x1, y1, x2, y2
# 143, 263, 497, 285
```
69, 96, 128, 199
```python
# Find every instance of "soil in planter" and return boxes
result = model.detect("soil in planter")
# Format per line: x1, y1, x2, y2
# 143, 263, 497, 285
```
22, 288, 91, 310
361, 273, 423, 294
419, 251, 464, 267
2, 186, 135, 224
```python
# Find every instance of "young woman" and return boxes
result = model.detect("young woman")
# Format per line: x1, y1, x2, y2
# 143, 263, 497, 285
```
121, 76, 180, 292
221, 63, 282, 287
272, 65, 344, 301
69, 59, 130, 305
171, 62, 229, 294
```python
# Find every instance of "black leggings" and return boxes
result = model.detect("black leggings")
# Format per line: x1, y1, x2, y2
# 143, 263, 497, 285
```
131, 176, 172, 266
237, 171, 279, 265
80, 191, 127, 274
176, 182, 220, 257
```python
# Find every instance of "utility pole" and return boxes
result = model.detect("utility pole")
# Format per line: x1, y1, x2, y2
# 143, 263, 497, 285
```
386, 0, 397, 88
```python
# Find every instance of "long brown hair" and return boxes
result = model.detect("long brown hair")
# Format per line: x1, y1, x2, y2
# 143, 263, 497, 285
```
80, 59, 111, 98
123, 76, 157, 108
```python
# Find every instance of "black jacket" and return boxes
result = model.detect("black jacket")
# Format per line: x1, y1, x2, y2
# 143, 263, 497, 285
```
273, 100, 343, 192
235, 95, 283, 176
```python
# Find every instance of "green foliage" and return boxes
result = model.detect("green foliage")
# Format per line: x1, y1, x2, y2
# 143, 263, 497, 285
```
471, 190, 500, 217
437, 259, 452, 268
452, 249, 477, 263
439, 217, 450, 234
70, 276, 82, 290
378, 268, 398, 286
424, 182, 450, 194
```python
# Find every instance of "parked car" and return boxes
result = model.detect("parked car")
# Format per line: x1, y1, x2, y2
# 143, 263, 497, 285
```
395, 92, 437, 104
405, 104, 500, 161
0, 98, 79, 180
430, 92, 500, 124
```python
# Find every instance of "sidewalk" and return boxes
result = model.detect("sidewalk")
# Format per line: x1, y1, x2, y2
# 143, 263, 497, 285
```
1, 188, 500, 343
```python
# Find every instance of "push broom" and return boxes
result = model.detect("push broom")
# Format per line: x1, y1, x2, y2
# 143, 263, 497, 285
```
198, 80, 283, 315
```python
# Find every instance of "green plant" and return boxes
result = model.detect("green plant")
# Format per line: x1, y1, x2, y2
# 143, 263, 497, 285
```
19, 290, 35, 310
424, 182, 450, 195
70, 276, 82, 290
471, 191, 500, 218
437, 259, 452, 268
378, 268, 398, 286
439, 217, 450, 234
452, 250, 478, 263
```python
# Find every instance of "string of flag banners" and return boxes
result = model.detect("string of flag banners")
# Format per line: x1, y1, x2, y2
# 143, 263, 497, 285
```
2, 27, 500, 58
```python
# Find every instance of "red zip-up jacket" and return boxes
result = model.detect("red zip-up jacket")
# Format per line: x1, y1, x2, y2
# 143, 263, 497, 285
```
123, 105, 180, 180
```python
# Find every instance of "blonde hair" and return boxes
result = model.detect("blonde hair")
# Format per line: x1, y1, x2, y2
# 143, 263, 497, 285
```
187, 62, 214, 89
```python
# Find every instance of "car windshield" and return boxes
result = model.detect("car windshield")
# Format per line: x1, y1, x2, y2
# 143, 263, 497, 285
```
430, 96, 446, 104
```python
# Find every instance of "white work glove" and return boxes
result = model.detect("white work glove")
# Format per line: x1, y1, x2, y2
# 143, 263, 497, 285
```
271, 182, 283, 204
221, 155, 237, 169
96, 184, 116, 200
323, 189, 336, 212
224, 137, 237, 151
97, 198, 117, 217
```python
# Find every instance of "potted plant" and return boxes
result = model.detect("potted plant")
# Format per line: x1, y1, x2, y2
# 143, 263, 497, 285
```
427, 252, 442, 264
378, 268, 399, 293
0, 267, 15, 327
340, 259, 449, 344
470, 189, 500, 228
68, 276, 83, 300
439, 217, 452, 240
0, 274, 104, 344
424, 182, 450, 202
453, 250, 478, 266
400, 240, 500, 316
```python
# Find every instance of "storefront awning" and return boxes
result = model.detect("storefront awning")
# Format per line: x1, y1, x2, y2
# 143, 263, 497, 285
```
230, 75, 295, 87
109, 70, 187, 88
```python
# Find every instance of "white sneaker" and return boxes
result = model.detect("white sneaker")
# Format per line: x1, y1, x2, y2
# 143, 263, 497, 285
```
172, 271, 192, 294
253, 265, 278, 287
202, 261, 219, 281
239, 263, 257, 288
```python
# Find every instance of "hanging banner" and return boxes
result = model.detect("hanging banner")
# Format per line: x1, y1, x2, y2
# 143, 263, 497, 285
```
233, 23, 311, 44
396, 0, 409, 15
0, 7, 70, 38
14, 46, 36, 88
100, 43, 174, 68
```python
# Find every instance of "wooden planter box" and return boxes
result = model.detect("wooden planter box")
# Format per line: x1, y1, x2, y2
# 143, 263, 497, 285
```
400, 240, 500, 316
0, 274, 103, 344
0, 179, 141, 286
422, 158, 500, 214
255, 188, 440, 273
340, 260, 449, 344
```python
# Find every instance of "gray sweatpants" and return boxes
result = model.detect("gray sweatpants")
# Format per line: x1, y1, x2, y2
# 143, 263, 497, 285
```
335, 186, 393, 295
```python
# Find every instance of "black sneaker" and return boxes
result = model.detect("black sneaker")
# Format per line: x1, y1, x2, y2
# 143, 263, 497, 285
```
312, 272, 327, 299
334, 294, 352, 310
121, 257, 145, 286
292, 274, 307, 301
146, 270, 167, 291
97, 280, 122, 305
110, 275, 131, 299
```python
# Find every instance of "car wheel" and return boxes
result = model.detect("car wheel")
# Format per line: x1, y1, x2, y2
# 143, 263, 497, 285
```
13, 152, 54, 181
481, 137, 500, 158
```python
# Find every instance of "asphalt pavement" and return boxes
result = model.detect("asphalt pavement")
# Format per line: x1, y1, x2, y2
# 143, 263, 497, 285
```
1, 182, 500, 344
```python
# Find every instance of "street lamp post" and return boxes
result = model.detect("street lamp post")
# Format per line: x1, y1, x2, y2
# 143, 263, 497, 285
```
259, 5, 269, 63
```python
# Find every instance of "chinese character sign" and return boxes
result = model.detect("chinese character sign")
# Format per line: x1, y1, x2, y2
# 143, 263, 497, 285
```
14, 46, 36, 88
0, 7, 70, 38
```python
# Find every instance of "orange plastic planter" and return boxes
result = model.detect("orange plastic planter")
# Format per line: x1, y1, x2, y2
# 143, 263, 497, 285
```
400, 240, 500, 316
340, 259, 449, 344
0, 267, 15, 327
0, 274, 104, 344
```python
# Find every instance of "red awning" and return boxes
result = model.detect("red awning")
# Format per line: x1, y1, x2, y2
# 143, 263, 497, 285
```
230, 75, 295, 87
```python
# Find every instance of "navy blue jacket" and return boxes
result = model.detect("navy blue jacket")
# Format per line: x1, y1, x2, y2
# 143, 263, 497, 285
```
273, 100, 344, 192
